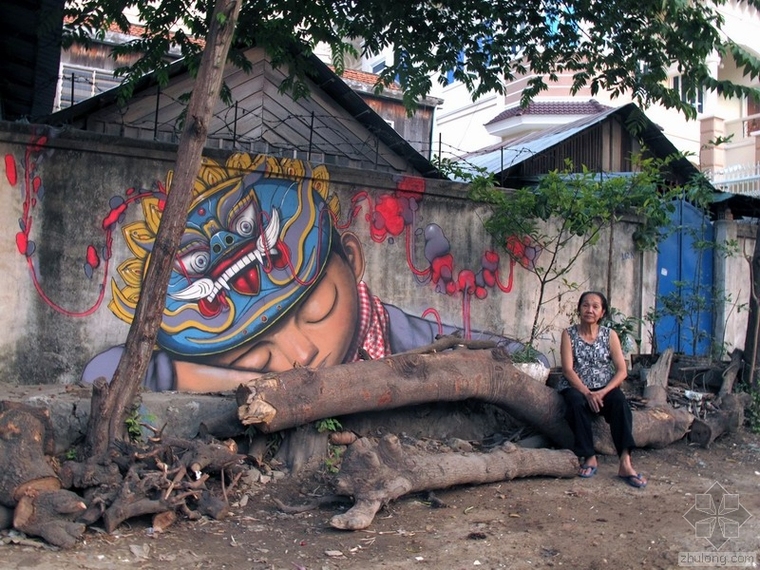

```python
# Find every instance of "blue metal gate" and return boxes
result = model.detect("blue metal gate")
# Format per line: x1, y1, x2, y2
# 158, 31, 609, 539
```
655, 199, 714, 355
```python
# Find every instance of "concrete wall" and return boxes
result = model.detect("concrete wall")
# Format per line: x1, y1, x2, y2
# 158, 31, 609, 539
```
0, 121, 751, 388
714, 219, 757, 357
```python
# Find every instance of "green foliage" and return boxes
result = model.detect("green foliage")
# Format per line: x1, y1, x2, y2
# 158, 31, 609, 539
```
510, 344, 544, 363
61, 0, 760, 115
642, 173, 744, 359
747, 396, 760, 434
469, 154, 677, 347
315, 417, 343, 433
323, 444, 345, 474
124, 409, 143, 442
603, 307, 642, 354
432, 155, 490, 184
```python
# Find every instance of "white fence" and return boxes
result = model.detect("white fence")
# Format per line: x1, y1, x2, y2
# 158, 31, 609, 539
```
709, 162, 760, 196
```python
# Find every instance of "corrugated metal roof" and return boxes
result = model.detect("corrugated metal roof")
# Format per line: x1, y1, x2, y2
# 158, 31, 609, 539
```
464, 105, 626, 174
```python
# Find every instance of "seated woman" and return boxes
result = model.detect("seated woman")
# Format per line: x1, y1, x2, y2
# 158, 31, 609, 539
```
555, 291, 646, 488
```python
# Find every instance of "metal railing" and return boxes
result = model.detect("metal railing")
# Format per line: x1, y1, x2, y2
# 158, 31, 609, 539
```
708, 161, 760, 196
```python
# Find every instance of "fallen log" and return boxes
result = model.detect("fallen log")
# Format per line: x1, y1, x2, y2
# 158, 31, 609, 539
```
237, 342, 694, 456
237, 345, 573, 448
329, 434, 578, 530
592, 405, 695, 455
718, 349, 744, 402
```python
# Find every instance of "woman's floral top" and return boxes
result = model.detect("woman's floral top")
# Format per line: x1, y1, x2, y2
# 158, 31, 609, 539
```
556, 325, 613, 392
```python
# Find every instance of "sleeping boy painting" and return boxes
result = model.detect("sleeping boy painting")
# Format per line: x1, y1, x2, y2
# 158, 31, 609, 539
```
82, 153, 532, 392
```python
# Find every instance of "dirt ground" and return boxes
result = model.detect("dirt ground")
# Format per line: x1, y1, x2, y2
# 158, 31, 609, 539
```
1, 427, 759, 570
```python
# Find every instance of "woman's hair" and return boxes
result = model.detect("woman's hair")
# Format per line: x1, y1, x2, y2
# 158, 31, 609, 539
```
577, 290, 609, 321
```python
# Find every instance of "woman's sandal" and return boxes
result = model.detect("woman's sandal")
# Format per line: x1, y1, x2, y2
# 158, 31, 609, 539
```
618, 473, 647, 488
578, 464, 597, 478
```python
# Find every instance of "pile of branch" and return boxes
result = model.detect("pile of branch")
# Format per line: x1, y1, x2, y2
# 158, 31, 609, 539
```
0, 402, 247, 548
639, 348, 748, 449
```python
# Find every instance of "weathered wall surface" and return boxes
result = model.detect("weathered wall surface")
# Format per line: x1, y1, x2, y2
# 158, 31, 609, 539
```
714, 219, 756, 356
0, 121, 749, 388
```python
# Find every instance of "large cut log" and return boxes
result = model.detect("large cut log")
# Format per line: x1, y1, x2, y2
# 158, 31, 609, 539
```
237, 345, 574, 448
237, 343, 693, 454
0, 408, 61, 508
13, 489, 87, 549
592, 405, 694, 455
329, 434, 578, 530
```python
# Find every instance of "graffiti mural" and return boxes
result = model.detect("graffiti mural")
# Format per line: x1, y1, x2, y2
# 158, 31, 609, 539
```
7, 147, 539, 391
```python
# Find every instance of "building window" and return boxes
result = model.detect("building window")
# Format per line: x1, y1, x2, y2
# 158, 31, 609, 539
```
371, 59, 387, 74
747, 96, 760, 134
57, 65, 121, 110
672, 75, 704, 114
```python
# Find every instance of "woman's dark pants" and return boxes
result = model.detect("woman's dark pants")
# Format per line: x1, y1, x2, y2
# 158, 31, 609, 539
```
561, 386, 636, 458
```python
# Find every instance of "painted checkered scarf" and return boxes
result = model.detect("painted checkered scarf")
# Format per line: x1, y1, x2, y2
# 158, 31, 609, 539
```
348, 281, 391, 361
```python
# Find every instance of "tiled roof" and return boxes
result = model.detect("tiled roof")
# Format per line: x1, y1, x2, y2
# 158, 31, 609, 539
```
486, 100, 611, 125
331, 67, 401, 90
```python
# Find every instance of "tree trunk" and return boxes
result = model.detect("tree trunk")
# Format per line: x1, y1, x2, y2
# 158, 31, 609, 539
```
237, 343, 694, 453
742, 223, 760, 389
592, 405, 694, 455
329, 435, 578, 530
237, 345, 574, 449
85, 0, 242, 457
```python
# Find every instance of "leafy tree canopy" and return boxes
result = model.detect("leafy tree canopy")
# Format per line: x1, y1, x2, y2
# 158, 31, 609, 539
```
63, 0, 760, 116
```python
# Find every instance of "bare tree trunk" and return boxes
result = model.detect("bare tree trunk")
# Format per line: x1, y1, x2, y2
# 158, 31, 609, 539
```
85, 0, 242, 457
237, 344, 694, 451
237, 346, 574, 447
742, 224, 760, 390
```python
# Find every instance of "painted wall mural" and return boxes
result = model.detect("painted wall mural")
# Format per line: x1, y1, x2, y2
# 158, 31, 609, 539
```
7, 145, 541, 391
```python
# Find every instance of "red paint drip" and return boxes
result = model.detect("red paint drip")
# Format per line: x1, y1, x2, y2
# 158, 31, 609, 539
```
15, 232, 27, 255
86, 245, 100, 269
4, 155, 17, 185
102, 203, 128, 230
